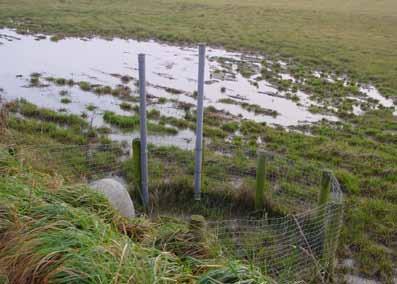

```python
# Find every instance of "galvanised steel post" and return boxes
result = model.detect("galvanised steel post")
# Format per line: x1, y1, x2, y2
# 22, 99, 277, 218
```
194, 44, 206, 200
138, 53, 149, 208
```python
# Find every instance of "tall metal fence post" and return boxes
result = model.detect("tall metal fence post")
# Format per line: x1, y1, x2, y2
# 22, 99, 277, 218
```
194, 43, 206, 200
138, 53, 149, 208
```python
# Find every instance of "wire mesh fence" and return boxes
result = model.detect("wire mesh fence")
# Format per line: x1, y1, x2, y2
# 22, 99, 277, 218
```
208, 195, 343, 283
147, 143, 334, 211
2, 141, 343, 283
145, 142, 343, 282
10, 143, 129, 181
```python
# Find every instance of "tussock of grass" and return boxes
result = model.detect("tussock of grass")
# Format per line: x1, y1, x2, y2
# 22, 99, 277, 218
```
221, 121, 239, 133
218, 98, 279, 117
148, 123, 178, 135
55, 77, 66, 85
119, 102, 133, 111
79, 81, 91, 91
60, 97, 71, 104
9, 99, 88, 128
158, 97, 167, 104
159, 115, 194, 130
147, 109, 160, 120
49, 34, 64, 42
86, 104, 97, 111
103, 111, 140, 129
124, 162, 283, 219
29, 77, 40, 86
103, 111, 178, 135
8, 117, 88, 144
0, 179, 181, 282
204, 125, 228, 139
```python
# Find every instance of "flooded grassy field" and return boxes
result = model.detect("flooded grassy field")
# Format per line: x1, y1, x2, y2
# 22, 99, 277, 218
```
0, 1, 397, 282
1, 0, 396, 101
1, 29, 394, 149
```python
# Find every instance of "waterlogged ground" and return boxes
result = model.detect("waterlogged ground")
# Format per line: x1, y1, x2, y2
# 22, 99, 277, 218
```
0, 29, 395, 148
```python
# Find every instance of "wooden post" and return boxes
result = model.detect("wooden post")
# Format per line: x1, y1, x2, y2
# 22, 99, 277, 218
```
255, 152, 267, 210
319, 170, 336, 280
189, 215, 207, 242
132, 138, 142, 198
319, 170, 332, 206
328, 202, 343, 282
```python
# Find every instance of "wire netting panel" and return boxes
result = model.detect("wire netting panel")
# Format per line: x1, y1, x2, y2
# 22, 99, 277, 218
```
148, 143, 195, 184
147, 143, 347, 282
208, 166, 344, 283
3, 142, 344, 283
12, 143, 128, 181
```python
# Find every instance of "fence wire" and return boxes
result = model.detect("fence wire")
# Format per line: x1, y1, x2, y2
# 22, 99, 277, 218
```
2, 142, 343, 283
209, 201, 343, 283
10, 143, 129, 181
145, 142, 343, 282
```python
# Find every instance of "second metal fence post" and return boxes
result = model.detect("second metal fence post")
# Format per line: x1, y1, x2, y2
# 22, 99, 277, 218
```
138, 53, 149, 208
194, 43, 206, 201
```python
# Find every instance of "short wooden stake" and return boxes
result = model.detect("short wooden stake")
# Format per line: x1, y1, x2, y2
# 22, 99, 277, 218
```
319, 170, 332, 206
189, 215, 207, 242
255, 152, 267, 210
132, 138, 142, 198
319, 170, 336, 280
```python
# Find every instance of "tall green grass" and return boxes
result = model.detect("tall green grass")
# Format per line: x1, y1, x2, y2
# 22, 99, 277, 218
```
0, 148, 273, 283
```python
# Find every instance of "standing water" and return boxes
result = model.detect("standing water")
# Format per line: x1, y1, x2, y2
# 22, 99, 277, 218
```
1, 29, 392, 147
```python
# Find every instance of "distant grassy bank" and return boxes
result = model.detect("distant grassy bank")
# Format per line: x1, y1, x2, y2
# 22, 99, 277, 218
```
0, 0, 396, 98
